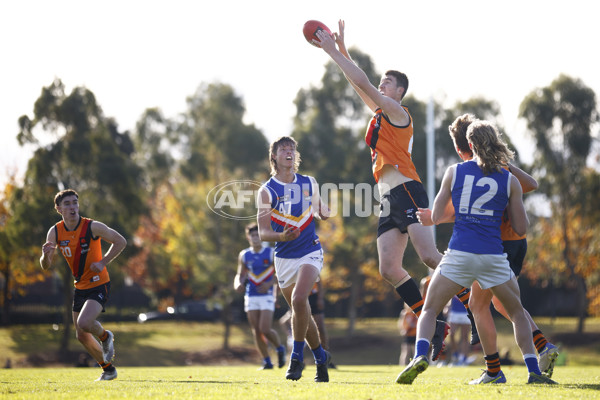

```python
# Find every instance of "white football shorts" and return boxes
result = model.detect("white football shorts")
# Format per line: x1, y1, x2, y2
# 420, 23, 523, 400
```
244, 293, 276, 312
438, 249, 515, 290
275, 249, 323, 289
447, 310, 471, 325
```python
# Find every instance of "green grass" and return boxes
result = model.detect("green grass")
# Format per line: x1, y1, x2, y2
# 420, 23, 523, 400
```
2, 365, 599, 400
2, 317, 600, 367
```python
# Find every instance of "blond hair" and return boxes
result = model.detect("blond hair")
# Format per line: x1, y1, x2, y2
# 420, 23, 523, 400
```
466, 120, 514, 174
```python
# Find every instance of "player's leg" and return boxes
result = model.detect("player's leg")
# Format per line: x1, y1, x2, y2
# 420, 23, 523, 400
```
378, 230, 426, 317
490, 278, 555, 383
73, 306, 104, 364
312, 312, 328, 350
469, 282, 498, 355
407, 222, 442, 270
258, 308, 287, 368
397, 270, 460, 384
247, 309, 272, 368
74, 297, 117, 381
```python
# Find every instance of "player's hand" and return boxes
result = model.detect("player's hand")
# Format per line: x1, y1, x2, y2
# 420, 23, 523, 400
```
314, 29, 336, 53
316, 203, 330, 220
416, 208, 434, 226
279, 223, 300, 242
42, 241, 57, 256
89, 261, 106, 273
334, 19, 346, 47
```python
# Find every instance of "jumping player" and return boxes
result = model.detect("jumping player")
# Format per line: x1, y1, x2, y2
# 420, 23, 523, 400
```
315, 20, 481, 362
40, 189, 126, 381
234, 223, 286, 370
257, 136, 331, 382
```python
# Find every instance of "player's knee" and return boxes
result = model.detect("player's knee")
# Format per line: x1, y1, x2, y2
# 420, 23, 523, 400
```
420, 253, 440, 270
290, 295, 308, 312
77, 319, 94, 333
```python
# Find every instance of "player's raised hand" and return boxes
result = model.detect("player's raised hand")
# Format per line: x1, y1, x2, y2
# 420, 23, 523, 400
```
314, 29, 336, 53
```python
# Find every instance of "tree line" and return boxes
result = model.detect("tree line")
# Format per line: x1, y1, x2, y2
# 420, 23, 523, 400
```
1, 48, 598, 346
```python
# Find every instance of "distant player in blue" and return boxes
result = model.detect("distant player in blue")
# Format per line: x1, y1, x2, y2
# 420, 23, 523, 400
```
397, 120, 556, 385
234, 223, 286, 370
257, 136, 331, 383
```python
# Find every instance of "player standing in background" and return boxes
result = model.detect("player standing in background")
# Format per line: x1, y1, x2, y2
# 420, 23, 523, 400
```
40, 189, 126, 381
315, 21, 480, 363
397, 120, 556, 385
234, 223, 286, 370
257, 136, 332, 382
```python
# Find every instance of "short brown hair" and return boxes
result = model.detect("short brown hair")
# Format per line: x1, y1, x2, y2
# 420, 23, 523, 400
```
54, 189, 79, 207
385, 70, 409, 99
245, 223, 258, 235
448, 113, 476, 156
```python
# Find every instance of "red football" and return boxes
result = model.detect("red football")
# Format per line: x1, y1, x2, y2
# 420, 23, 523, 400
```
303, 20, 332, 47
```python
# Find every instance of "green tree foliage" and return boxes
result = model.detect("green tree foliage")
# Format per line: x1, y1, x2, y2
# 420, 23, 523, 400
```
127, 82, 269, 349
177, 82, 267, 180
132, 108, 177, 194
519, 74, 599, 332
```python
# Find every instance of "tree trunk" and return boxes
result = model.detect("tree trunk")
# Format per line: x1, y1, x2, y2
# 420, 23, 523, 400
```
574, 274, 587, 334
60, 269, 72, 353
561, 207, 587, 334
222, 301, 232, 351
1, 264, 10, 325
346, 262, 362, 337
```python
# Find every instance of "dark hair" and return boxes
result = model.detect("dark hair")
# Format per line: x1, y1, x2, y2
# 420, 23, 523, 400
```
54, 189, 79, 207
269, 136, 301, 176
385, 70, 409, 99
245, 223, 258, 234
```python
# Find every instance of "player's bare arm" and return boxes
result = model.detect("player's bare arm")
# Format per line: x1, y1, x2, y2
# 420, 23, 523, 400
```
316, 29, 408, 125
333, 20, 378, 112
310, 177, 330, 220
508, 163, 538, 193
40, 228, 57, 270
234, 252, 248, 292
431, 166, 455, 225
257, 187, 300, 242
507, 175, 529, 236
417, 200, 456, 227
89, 221, 127, 273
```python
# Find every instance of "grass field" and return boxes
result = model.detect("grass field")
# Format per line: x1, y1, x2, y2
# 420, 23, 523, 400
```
1, 317, 600, 399
2, 365, 600, 399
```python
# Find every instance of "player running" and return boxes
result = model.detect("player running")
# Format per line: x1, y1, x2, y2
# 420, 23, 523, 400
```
40, 189, 126, 381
